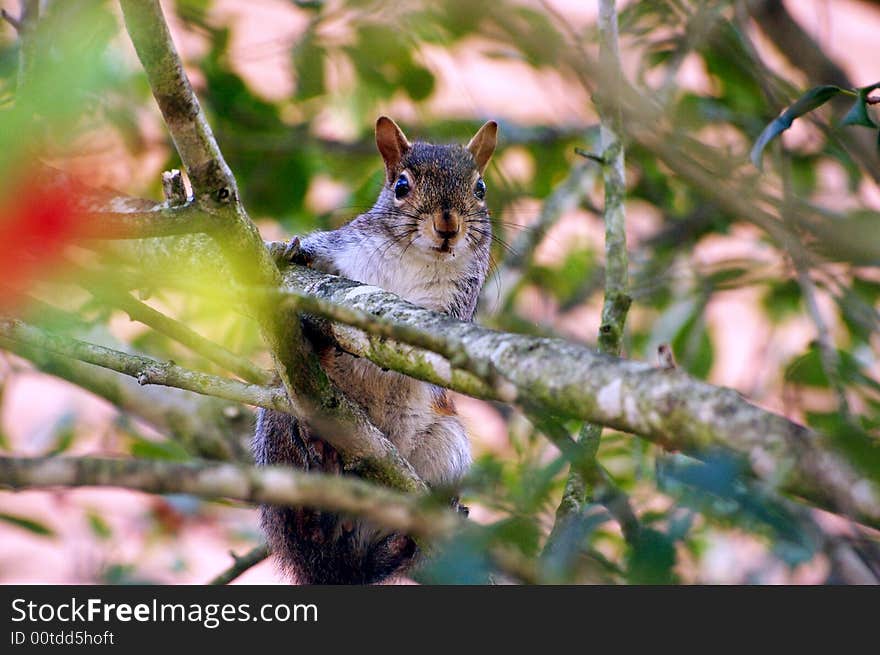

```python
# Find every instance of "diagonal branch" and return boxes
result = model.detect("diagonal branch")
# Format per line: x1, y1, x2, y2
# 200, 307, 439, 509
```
481, 160, 599, 315
0, 318, 290, 413
0, 334, 250, 462
118, 1, 236, 198
0, 310, 423, 493
85, 284, 274, 385
208, 544, 270, 585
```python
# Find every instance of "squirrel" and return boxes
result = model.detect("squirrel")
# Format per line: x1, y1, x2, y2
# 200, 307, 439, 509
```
253, 116, 498, 584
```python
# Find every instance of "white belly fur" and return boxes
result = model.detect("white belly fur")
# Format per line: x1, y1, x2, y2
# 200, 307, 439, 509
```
321, 236, 472, 486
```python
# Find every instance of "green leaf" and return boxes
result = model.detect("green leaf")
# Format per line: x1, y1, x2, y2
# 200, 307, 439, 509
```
807, 414, 880, 486
762, 279, 802, 323
626, 528, 678, 584
86, 510, 113, 540
488, 517, 541, 557
657, 454, 818, 566
785, 344, 880, 393
840, 88, 877, 128
416, 532, 493, 584
0, 512, 55, 537
129, 436, 191, 462
399, 63, 435, 101
293, 34, 325, 100
45, 413, 77, 456
751, 85, 847, 169
671, 312, 713, 380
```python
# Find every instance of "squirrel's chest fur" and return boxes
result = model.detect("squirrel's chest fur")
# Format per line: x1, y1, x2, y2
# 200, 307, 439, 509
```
302, 229, 479, 485
333, 232, 472, 311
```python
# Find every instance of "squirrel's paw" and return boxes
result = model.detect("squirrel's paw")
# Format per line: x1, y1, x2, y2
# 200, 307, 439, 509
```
269, 236, 312, 267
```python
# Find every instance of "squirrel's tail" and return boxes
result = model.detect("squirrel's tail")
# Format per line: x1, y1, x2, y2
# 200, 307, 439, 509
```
254, 409, 417, 585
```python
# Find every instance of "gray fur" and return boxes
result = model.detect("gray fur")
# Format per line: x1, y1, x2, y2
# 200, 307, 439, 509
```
254, 128, 494, 584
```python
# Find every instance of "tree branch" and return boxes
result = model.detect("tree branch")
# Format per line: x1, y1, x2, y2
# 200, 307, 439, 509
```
281, 264, 880, 529
118, 1, 236, 198
0, 318, 290, 413
80, 204, 215, 239
118, 0, 423, 494
0, 456, 460, 539
481, 160, 599, 315
1, 8, 20, 31
546, 0, 636, 554
85, 284, 274, 385
0, 334, 250, 462
208, 544, 270, 585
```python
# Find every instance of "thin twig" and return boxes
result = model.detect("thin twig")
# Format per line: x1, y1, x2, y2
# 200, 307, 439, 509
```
795, 264, 852, 419
776, 139, 852, 421
209, 544, 270, 585
482, 160, 599, 315
85, 284, 274, 385
1, 8, 21, 31
546, 0, 636, 555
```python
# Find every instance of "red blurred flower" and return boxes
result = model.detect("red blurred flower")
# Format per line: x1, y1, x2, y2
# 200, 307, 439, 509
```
0, 171, 87, 310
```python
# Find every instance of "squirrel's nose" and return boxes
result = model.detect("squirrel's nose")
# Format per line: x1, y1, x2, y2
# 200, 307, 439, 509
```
433, 210, 461, 240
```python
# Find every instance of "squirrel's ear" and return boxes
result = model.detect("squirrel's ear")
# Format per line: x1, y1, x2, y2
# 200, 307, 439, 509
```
376, 116, 411, 182
467, 120, 498, 174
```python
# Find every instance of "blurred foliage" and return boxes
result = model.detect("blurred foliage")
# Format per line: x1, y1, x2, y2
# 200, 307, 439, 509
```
0, 0, 878, 584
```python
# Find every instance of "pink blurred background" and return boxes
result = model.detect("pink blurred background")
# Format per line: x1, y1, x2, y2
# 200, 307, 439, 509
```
0, 0, 878, 584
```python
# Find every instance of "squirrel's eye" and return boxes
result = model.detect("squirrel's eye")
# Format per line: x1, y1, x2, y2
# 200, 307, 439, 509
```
474, 178, 486, 200
394, 174, 410, 200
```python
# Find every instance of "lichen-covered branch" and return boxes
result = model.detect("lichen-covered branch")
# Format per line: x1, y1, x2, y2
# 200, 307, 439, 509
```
80, 204, 215, 239
595, 0, 629, 319
118, 1, 235, 198
0, 318, 290, 413
0, 455, 460, 540
0, 334, 250, 462
255, 270, 515, 402
282, 264, 880, 529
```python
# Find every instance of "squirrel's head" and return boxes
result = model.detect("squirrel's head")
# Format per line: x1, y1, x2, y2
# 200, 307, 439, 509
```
372, 116, 497, 259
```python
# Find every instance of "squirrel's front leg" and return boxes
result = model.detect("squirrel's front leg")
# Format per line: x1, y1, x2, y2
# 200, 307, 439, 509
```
268, 236, 314, 267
